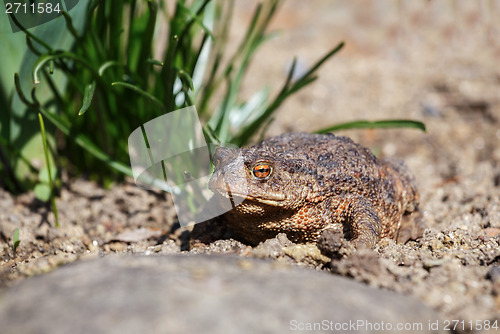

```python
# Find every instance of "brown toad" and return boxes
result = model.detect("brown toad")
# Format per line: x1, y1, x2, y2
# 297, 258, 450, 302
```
207, 132, 423, 248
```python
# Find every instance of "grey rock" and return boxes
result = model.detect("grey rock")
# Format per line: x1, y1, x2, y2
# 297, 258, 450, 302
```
0, 255, 444, 334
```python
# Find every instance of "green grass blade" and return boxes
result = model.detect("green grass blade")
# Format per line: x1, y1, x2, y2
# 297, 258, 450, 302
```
229, 3, 262, 64
177, 0, 212, 43
294, 41, 344, 83
14, 73, 38, 108
178, 70, 194, 91
107, 0, 124, 62
7, 13, 53, 51
282, 57, 297, 92
315, 120, 427, 133
25, 35, 42, 56
147, 59, 164, 67
78, 81, 96, 115
111, 81, 165, 109
177, 1, 214, 40
12, 227, 20, 257
230, 87, 270, 129
61, 10, 81, 39
33, 52, 97, 84
98, 61, 121, 76
136, 0, 157, 84
13, 228, 20, 251
38, 113, 59, 227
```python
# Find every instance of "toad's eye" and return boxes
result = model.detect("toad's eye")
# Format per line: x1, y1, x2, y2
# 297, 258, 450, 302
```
251, 162, 272, 180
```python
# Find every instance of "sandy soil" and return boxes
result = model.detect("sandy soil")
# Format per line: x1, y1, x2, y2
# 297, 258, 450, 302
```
1, 1, 500, 332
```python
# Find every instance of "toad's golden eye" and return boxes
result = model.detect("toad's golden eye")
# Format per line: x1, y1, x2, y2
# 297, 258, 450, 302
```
251, 162, 272, 180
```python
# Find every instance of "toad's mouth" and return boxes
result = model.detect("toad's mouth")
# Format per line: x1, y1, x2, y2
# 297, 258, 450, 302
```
209, 181, 286, 205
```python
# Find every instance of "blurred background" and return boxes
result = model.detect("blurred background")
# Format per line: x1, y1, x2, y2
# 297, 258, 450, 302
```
233, 0, 499, 128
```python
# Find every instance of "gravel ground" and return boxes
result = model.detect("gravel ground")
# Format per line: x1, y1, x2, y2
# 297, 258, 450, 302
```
1, 1, 500, 332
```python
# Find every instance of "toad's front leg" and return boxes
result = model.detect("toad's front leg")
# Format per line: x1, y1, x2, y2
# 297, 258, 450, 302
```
340, 195, 382, 248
